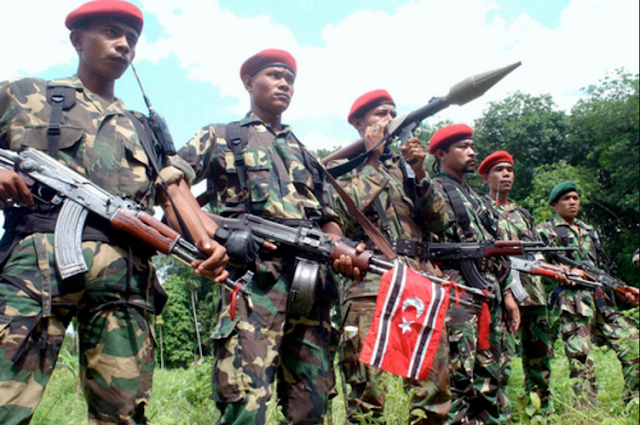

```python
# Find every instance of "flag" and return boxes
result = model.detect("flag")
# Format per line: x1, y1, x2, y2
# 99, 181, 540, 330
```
359, 262, 450, 380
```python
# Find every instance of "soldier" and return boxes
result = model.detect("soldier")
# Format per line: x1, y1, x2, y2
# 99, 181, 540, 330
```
0, 1, 229, 424
478, 151, 565, 415
326, 90, 450, 424
177, 49, 359, 425
428, 124, 519, 425
536, 181, 639, 408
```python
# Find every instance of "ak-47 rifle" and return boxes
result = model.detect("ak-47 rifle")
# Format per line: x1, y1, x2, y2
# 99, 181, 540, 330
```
0, 148, 250, 298
427, 240, 577, 294
548, 253, 639, 306
210, 213, 494, 315
322, 61, 522, 177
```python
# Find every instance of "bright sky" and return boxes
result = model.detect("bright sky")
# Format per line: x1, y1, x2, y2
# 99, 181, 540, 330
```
2, 0, 639, 154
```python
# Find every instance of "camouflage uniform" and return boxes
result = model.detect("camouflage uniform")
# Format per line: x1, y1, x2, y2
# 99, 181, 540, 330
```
329, 151, 450, 424
494, 200, 552, 414
0, 76, 183, 424
431, 174, 510, 425
178, 113, 340, 425
537, 216, 639, 406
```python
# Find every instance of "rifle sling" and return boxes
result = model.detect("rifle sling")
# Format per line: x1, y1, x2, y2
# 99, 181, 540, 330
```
320, 165, 397, 260
326, 133, 389, 178
127, 112, 194, 244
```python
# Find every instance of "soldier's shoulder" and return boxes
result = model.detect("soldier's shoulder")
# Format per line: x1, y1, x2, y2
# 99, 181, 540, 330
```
1, 76, 48, 96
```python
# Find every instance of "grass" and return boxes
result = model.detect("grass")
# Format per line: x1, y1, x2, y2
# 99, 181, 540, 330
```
32, 338, 638, 424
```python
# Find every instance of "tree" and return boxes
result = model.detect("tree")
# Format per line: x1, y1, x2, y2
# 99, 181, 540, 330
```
472, 92, 570, 200
566, 70, 639, 282
154, 254, 220, 368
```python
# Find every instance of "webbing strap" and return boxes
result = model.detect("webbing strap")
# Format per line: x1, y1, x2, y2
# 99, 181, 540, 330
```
437, 177, 474, 241
46, 86, 76, 159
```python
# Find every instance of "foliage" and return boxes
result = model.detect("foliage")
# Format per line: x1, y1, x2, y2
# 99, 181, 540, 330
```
472, 92, 570, 202
469, 71, 639, 285
155, 255, 221, 369
34, 344, 638, 424
316, 145, 341, 159
566, 70, 640, 283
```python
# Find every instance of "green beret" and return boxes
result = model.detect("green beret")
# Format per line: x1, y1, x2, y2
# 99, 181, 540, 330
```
548, 181, 579, 205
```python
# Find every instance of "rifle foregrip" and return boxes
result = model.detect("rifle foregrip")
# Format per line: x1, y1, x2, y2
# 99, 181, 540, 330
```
331, 240, 373, 272
110, 211, 174, 254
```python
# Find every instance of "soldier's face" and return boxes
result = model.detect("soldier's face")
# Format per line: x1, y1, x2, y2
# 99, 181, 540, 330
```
484, 162, 514, 193
354, 104, 397, 135
440, 139, 476, 174
553, 191, 580, 221
246, 66, 295, 115
72, 17, 138, 82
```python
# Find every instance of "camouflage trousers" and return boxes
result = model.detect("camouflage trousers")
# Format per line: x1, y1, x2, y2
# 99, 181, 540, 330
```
503, 304, 552, 414
448, 292, 507, 425
211, 259, 336, 425
339, 291, 451, 424
0, 233, 157, 425
553, 288, 640, 407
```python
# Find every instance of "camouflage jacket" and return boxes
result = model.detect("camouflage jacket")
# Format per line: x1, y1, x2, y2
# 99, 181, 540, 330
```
492, 198, 546, 306
0, 76, 184, 211
536, 215, 601, 266
537, 215, 606, 315
431, 173, 510, 296
328, 153, 447, 296
178, 112, 339, 225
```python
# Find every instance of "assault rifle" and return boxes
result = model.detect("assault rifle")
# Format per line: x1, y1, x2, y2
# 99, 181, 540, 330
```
0, 148, 250, 297
210, 213, 494, 315
548, 253, 639, 306
322, 61, 522, 177
428, 241, 577, 293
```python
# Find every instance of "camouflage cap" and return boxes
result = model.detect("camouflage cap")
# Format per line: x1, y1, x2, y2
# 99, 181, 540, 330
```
66, 0, 144, 34
548, 180, 579, 205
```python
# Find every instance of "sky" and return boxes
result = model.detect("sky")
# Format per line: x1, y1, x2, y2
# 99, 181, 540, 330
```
2, 0, 639, 155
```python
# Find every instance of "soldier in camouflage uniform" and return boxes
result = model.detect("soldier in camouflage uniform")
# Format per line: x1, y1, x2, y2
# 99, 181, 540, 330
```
479, 151, 569, 415
536, 181, 640, 407
326, 90, 450, 424
428, 125, 519, 425
0, 2, 229, 424
177, 49, 359, 425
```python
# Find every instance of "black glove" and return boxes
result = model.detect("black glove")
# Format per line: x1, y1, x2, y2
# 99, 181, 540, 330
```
215, 228, 263, 264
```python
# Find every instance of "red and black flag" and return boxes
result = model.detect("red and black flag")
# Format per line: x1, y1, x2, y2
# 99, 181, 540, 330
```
359, 262, 450, 380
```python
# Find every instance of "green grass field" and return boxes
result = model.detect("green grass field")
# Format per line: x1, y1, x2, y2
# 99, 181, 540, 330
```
33, 339, 638, 424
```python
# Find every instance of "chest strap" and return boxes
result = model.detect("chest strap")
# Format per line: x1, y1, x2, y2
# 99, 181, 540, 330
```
46, 86, 76, 159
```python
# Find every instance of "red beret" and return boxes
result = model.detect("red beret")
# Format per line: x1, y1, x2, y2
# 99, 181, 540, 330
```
240, 49, 297, 79
428, 123, 473, 154
478, 151, 514, 176
478, 151, 513, 176
66, 0, 143, 34
347, 89, 395, 125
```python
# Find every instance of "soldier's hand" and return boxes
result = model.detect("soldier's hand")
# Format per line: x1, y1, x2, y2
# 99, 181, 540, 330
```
333, 242, 366, 281
0, 169, 35, 210
399, 137, 427, 181
363, 120, 391, 158
503, 291, 520, 334
617, 286, 639, 306
192, 239, 230, 283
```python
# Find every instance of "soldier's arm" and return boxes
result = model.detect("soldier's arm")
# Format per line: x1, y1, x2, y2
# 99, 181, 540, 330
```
0, 81, 36, 210
158, 178, 229, 282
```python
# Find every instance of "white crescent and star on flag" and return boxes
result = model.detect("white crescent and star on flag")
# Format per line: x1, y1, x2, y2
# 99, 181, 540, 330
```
398, 297, 425, 334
